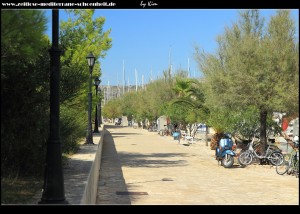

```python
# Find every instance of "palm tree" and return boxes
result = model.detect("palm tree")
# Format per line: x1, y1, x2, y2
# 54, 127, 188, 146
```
172, 77, 208, 113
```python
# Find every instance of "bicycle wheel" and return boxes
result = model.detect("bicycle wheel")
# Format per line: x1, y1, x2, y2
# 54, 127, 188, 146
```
276, 154, 291, 175
291, 154, 299, 178
295, 160, 299, 178
269, 152, 284, 166
238, 151, 253, 166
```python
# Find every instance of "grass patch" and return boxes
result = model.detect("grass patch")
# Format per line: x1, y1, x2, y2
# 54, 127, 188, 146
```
1, 155, 72, 204
1, 176, 43, 204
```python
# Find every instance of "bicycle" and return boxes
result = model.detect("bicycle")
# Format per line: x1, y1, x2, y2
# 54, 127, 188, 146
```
148, 122, 158, 132
238, 135, 284, 166
276, 137, 299, 178
159, 124, 174, 136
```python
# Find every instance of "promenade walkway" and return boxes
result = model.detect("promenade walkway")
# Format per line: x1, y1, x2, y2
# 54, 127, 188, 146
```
96, 124, 299, 205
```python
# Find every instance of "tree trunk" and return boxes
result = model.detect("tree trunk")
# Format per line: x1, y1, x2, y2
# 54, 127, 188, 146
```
205, 126, 208, 146
259, 110, 268, 151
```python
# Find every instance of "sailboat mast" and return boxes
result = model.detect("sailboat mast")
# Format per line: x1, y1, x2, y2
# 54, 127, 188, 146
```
188, 58, 190, 78
135, 68, 138, 92
123, 60, 125, 95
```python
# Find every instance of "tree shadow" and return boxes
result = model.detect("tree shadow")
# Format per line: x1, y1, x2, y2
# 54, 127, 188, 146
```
104, 125, 128, 129
96, 129, 131, 205
112, 133, 142, 136
27, 160, 94, 205
74, 144, 98, 154
110, 133, 142, 139
117, 152, 188, 168
63, 159, 95, 204
96, 127, 190, 204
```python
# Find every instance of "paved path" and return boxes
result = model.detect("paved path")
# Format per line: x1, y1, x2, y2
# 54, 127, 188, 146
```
96, 124, 299, 205
26, 131, 102, 205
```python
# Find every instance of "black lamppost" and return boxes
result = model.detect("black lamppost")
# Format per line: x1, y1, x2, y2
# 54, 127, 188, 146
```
93, 77, 100, 133
39, 9, 68, 204
98, 87, 102, 127
85, 52, 96, 144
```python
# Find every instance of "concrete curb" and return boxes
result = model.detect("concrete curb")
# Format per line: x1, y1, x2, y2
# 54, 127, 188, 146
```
80, 126, 106, 204
25, 126, 106, 205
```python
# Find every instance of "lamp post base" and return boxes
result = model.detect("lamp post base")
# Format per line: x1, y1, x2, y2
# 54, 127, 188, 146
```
85, 134, 94, 145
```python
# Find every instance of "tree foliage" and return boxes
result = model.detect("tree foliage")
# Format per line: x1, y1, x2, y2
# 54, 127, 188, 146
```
58, 9, 112, 153
1, 9, 112, 177
102, 71, 208, 126
60, 9, 112, 104
1, 10, 49, 176
195, 9, 298, 146
102, 98, 123, 119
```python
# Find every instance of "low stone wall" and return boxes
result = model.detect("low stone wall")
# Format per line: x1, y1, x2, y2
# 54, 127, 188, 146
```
26, 126, 106, 205
80, 126, 106, 204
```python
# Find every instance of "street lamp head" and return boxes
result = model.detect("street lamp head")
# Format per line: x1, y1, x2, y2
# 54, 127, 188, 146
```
94, 77, 101, 86
86, 52, 96, 68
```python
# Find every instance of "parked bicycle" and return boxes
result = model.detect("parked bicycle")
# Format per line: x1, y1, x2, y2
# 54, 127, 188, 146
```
238, 135, 284, 167
159, 124, 173, 136
276, 136, 299, 178
148, 122, 158, 132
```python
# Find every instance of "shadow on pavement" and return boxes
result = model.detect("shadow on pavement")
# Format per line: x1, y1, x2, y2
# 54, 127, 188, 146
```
117, 152, 188, 168
74, 145, 98, 155
63, 158, 94, 204
96, 129, 131, 205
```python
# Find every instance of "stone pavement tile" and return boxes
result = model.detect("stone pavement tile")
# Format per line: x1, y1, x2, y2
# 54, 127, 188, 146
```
96, 125, 299, 205
96, 129, 131, 205
25, 131, 102, 205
